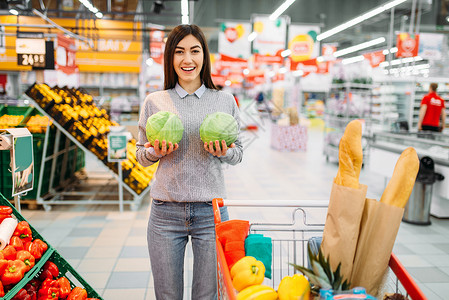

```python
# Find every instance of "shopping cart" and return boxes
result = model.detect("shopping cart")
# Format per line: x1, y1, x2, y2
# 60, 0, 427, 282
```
213, 198, 427, 300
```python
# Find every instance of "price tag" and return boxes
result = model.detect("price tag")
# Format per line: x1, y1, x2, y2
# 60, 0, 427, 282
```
17, 53, 46, 68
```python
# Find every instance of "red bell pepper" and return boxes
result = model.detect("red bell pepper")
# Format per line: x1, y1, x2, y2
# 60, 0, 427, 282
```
10, 236, 25, 251
57, 277, 72, 299
11, 288, 31, 300
0, 206, 12, 214
1, 260, 27, 285
0, 280, 4, 298
34, 239, 48, 254
25, 280, 40, 300
2, 244, 17, 260
37, 278, 59, 300
0, 214, 12, 224
42, 261, 59, 278
16, 250, 36, 272
13, 221, 33, 243
67, 287, 87, 300
25, 241, 42, 260
0, 259, 8, 274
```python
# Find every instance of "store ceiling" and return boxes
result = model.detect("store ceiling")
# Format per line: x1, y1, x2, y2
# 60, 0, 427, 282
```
2, 0, 440, 54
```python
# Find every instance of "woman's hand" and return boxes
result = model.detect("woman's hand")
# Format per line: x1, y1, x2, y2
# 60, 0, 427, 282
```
204, 140, 235, 157
145, 139, 179, 157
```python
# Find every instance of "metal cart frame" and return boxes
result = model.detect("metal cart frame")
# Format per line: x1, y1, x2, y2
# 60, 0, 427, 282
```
213, 198, 427, 300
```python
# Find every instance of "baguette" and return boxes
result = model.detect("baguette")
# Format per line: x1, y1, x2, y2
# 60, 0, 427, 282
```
380, 147, 419, 208
334, 120, 363, 189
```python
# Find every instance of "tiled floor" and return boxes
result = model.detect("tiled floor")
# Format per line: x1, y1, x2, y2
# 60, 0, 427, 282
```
20, 104, 449, 300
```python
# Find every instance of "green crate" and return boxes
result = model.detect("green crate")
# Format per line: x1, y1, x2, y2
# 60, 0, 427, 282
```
31, 250, 103, 299
0, 106, 34, 127
0, 192, 53, 300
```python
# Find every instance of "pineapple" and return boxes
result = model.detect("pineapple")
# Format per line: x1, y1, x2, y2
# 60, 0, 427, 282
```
290, 244, 351, 295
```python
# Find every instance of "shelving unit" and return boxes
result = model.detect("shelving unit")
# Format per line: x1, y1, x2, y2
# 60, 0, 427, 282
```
371, 79, 414, 132
324, 83, 374, 163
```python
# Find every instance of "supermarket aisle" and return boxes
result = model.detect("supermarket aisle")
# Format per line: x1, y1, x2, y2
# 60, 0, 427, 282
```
21, 123, 449, 300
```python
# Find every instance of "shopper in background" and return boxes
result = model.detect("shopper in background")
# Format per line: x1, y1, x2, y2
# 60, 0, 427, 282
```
418, 82, 446, 132
136, 24, 243, 300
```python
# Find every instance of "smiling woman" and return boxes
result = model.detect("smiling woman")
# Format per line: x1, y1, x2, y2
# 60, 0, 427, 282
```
136, 24, 243, 300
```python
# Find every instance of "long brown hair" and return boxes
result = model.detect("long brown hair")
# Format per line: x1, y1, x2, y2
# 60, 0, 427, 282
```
163, 24, 217, 90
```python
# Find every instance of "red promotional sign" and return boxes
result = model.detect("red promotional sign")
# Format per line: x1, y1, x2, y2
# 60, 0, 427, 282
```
290, 58, 328, 76
396, 33, 420, 58
56, 34, 77, 74
363, 50, 385, 67
150, 31, 165, 65
254, 53, 283, 65
215, 54, 248, 72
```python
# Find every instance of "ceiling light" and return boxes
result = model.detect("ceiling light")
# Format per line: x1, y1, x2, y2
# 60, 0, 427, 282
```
225, 80, 232, 86
317, 0, 409, 41
268, 70, 276, 77
281, 49, 292, 57
9, 8, 19, 15
446, 16, 449, 22
341, 55, 365, 65
317, 56, 324, 62
146, 58, 154, 67
181, 0, 189, 24
269, 0, 296, 21
279, 67, 287, 74
248, 31, 257, 42
79, 0, 103, 18
334, 37, 385, 58
243, 69, 250, 75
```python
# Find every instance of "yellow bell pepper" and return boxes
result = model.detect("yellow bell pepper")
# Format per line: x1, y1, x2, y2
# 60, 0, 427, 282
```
237, 285, 278, 300
231, 256, 266, 292
277, 274, 310, 300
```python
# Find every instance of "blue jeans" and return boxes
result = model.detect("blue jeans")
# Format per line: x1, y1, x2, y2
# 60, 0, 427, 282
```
148, 200, 229, 300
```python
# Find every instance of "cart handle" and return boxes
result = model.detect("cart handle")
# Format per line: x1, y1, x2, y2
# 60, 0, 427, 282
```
213, 198, 224, 224
389, 253, 427, 300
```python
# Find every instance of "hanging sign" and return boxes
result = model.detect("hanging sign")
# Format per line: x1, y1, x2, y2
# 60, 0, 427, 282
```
396, 33, 420, 58
150, 30, 165, 65
218, 22, 251, 59
108, 132, 128, 162
254, 53, 283, 65
288, 24, 320, 62
215, 54, 248, 72
418, 33, 444, 60
290, 58, 328, 75
252, 15, 288, 56
322, 43, 337, 61
363, 50, 385, 68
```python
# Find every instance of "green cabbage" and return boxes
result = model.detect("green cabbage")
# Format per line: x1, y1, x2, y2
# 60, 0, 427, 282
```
146, 111, 184, 149
200, 112, 238, 148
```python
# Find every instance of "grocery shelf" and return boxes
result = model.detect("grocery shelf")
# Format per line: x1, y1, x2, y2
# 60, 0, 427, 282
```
23, 90, 151, 211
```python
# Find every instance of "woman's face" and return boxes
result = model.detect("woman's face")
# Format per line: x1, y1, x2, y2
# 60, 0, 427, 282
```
173, 34, 204, 87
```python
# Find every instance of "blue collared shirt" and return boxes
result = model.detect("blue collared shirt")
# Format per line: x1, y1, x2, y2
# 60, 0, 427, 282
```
175, 82, 206, 99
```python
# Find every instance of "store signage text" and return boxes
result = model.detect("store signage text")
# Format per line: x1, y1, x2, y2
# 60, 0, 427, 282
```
75, 39, 132, 52
18, 53, 45, 67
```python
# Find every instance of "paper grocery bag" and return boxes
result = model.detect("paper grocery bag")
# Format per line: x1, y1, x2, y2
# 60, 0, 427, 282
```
321, 183, 368, 282
350, 199, 404, 296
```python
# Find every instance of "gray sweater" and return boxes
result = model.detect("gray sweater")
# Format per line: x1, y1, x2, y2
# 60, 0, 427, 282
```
136, 87, 243, 202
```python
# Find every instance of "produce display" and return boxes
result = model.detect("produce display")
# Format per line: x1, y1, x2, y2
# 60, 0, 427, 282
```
25, 115, 51, 133
200, 112, 238, 147
146, 111, 184, 149
0, 115, 24, 128
0, 206, 49, 298
26, 83, 157, 195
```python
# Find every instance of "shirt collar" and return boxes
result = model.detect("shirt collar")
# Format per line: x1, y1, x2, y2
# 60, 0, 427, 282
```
175, 83, 206, 99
